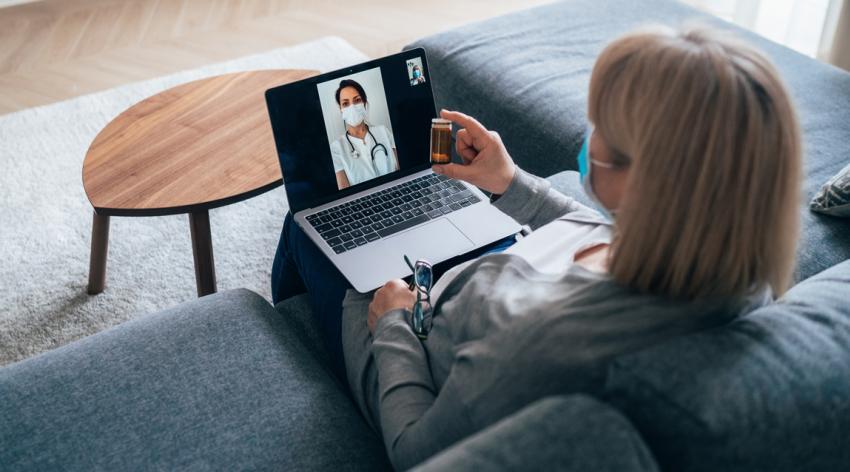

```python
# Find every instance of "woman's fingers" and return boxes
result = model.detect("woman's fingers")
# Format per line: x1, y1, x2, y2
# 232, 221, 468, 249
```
440, 109, 489, 140
433, 109, 516, 193
455, 129, 477, 163
433, 163, 477, 182
455, 128, 471, 149
459, 147, 477, 163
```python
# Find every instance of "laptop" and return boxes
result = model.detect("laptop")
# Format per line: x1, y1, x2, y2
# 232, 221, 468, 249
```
265, 48, 520, 293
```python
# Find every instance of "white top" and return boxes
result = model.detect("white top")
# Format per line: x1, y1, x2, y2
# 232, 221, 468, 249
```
330, 124, 397, 186
430, 209, 612, 302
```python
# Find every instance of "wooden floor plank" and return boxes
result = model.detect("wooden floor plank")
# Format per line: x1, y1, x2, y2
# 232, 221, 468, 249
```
0, 0, 555, 116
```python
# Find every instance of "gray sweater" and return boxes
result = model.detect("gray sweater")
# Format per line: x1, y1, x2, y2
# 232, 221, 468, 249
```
340, 168, 765, 470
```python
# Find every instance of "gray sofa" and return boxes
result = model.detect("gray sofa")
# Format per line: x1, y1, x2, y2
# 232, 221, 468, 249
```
3, 0, 850, 470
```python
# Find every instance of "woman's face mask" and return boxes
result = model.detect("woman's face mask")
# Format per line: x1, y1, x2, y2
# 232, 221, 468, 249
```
577, 128, 617, 221
342, 103, 368, 127
413, 69, 421, 79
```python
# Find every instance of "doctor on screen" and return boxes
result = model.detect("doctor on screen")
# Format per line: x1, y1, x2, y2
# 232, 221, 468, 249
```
330, 79, 400, 189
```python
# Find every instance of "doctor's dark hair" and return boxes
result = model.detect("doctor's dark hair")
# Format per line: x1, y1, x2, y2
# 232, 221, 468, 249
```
590, 25, 801, 300
335, 79, 367, 106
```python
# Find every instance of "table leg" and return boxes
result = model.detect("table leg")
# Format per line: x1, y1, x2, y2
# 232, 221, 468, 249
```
87, 212, 110, 295
189, 210, 217, 297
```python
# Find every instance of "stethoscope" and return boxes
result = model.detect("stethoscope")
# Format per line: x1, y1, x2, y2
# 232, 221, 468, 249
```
344, 124, 389, 162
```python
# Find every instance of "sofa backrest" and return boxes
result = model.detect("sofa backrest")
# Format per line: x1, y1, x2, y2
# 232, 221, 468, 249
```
407, 0, 850, 281
603, 260, 850, 471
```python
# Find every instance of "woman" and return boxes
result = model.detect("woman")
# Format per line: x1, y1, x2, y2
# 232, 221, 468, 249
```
272, 26, 801, 469
330, 79, 400, 189
409, 64, 425, 85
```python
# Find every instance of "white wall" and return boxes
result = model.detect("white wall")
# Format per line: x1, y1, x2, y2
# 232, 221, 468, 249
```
682, 0, 833, 58
828, 0, 850, 70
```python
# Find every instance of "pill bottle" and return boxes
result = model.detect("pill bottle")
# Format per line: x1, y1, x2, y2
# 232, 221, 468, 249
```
430, 118, 452, 164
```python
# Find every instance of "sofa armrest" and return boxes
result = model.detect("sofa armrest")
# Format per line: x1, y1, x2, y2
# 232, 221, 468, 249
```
413, 394, 659, 471
0, 289, 389, 471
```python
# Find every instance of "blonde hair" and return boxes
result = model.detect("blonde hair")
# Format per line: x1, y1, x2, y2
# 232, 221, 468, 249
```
588, 26, 802, 300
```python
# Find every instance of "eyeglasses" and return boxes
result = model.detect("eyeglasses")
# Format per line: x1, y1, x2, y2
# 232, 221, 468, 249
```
587, 126, 628, 170
404, 255, 433, 340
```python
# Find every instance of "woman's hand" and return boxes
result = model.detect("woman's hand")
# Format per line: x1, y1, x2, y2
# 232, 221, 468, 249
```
368, 279, 416, 334
431, 109, 517, 195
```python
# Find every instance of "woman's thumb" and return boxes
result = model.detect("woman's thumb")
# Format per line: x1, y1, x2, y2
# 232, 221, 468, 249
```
433, 163, 474, 182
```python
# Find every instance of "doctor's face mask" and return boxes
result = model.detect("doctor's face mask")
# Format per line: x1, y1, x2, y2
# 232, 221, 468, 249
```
342, 103, 368, 127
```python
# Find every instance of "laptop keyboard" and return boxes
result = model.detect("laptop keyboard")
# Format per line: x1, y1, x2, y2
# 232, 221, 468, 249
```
305, 174, 481, 254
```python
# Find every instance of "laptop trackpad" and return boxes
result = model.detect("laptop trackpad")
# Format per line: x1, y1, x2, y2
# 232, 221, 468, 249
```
387, 217, 474, 262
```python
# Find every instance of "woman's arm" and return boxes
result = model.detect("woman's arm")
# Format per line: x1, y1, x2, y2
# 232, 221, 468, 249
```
365, 281, 476, 469
383, 126, 400, 172
336, 170, 350, 189
490, 166, 584, 230
370, 310, 477, 470
432, 110, 583, 230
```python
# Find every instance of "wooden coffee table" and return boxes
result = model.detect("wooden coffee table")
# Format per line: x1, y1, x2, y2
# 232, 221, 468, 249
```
83, 69, 317, 297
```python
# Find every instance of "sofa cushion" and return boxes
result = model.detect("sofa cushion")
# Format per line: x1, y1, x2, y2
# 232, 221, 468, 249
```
407, 0, 850, 281
275, 293, 333, 372
547, 169, 599, 209
0, 289, 389, 471
414, 394, 659, 472
602, 260, 850, 472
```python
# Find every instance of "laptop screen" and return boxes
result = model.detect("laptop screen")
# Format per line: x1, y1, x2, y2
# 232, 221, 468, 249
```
266, 48, 436, 214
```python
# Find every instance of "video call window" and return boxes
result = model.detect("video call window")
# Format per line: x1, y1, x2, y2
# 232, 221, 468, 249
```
317, 67, 400, 190
407, 57, 426, 86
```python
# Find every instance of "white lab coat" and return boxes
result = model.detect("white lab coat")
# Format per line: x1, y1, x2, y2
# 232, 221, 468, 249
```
330, 125, 397, 186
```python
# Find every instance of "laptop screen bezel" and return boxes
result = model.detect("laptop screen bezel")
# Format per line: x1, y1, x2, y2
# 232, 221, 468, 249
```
265, 47, 436, 214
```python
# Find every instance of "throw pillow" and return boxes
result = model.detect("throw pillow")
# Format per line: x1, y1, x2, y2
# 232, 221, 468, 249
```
810, 162, 850, 217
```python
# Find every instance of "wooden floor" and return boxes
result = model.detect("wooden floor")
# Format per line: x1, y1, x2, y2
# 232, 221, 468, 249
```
0, 0, 554, 116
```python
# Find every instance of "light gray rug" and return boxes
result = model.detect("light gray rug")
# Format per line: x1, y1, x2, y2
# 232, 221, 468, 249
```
0, 37, 369, 366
